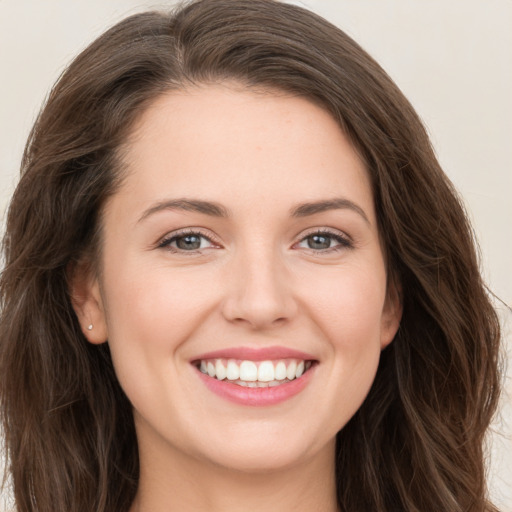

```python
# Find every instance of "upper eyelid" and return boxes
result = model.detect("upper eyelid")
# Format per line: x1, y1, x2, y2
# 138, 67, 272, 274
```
296, 227, 352, 243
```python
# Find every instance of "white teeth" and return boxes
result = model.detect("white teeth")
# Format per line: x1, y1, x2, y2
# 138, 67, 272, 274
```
239, 361, 258, 381
286, 360, 297, 380
275, 361, 287, 380
197, 357, 314, 386
257, 361, 274, 382
215, 360, 227, 380
226, 360, 239, 380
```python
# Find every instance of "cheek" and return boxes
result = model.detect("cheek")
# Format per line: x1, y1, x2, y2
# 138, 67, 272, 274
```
304, 262, 387, 391
303, 262, 388, 347
102, 262, 220, 358
99, 264, 216, 417
303, 267, 386, 426
106, 269, 204, 349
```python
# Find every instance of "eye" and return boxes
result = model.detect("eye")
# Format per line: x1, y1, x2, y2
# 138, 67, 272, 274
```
296, 230, 352, 252
158, 229, 218, 253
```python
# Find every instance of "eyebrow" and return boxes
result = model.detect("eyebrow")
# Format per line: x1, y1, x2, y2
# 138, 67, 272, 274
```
138, 199, 230, 223
138, 197, 370, 225
290, 198, 370, 225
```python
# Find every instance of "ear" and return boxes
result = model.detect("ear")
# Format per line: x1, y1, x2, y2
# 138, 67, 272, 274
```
380, 278, 402, 350
68, 262, 108, 344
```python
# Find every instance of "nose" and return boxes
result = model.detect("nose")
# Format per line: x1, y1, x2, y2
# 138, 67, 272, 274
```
221, 247, 298, 330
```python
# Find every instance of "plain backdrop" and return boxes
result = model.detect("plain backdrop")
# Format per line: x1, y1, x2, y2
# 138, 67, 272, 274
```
1, 1, 511, 510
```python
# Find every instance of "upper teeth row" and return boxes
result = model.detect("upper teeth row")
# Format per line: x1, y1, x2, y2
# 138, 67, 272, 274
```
199, 359, 311, 382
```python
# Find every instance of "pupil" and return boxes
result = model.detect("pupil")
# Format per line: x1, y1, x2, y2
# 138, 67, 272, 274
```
308, 234, 330, 250
177, 235, 201, 250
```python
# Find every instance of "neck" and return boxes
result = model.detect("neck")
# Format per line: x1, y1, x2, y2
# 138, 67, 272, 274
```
130, 430, 338, 512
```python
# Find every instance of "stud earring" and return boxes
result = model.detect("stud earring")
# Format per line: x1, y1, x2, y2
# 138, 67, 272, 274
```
87, 324, 93, 331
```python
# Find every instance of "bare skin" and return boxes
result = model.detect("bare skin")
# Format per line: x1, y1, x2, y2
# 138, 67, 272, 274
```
131, 427, 338, 511
72, 83, 401, 512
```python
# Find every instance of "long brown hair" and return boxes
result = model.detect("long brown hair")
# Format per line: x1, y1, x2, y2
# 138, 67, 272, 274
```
0, 1, 501, 510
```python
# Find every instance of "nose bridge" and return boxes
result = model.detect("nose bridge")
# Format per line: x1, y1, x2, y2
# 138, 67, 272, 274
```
222, 240, 296, 329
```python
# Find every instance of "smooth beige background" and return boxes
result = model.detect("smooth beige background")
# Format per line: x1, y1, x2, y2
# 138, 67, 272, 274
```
1, 1, 511, 510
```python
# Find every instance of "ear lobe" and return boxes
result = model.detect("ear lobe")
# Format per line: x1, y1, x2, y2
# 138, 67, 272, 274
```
68, 263, 108, 344
380, 279, 403, 350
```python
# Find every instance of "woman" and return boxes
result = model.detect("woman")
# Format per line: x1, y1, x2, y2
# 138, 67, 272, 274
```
0, 1, 501, 511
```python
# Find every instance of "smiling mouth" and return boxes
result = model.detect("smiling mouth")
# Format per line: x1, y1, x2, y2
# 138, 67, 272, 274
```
193, 358, 316, 388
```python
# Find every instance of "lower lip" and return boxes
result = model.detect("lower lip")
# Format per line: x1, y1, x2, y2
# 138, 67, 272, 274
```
195, 364, 316, 406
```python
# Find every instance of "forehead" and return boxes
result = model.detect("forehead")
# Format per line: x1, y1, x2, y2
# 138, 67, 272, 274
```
113, 84, 374, 221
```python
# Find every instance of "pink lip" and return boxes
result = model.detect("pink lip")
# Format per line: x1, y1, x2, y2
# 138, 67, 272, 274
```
194, 363, 316, 407
191, 345, 316, 362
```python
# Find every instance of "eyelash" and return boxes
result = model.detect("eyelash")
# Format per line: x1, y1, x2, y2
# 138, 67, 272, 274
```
158, 228, 221, 253
158, 228, 353, 254
297, 229, 353, 253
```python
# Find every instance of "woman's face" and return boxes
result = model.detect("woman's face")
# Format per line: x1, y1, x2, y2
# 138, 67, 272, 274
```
76, 84, 401, 473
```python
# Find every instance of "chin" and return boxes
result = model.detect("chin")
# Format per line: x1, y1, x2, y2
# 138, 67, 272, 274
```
203, 444, 313, 474
188, 424, 333, 475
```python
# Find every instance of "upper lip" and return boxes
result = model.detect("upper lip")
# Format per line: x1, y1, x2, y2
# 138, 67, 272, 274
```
191, 346, 317, 362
